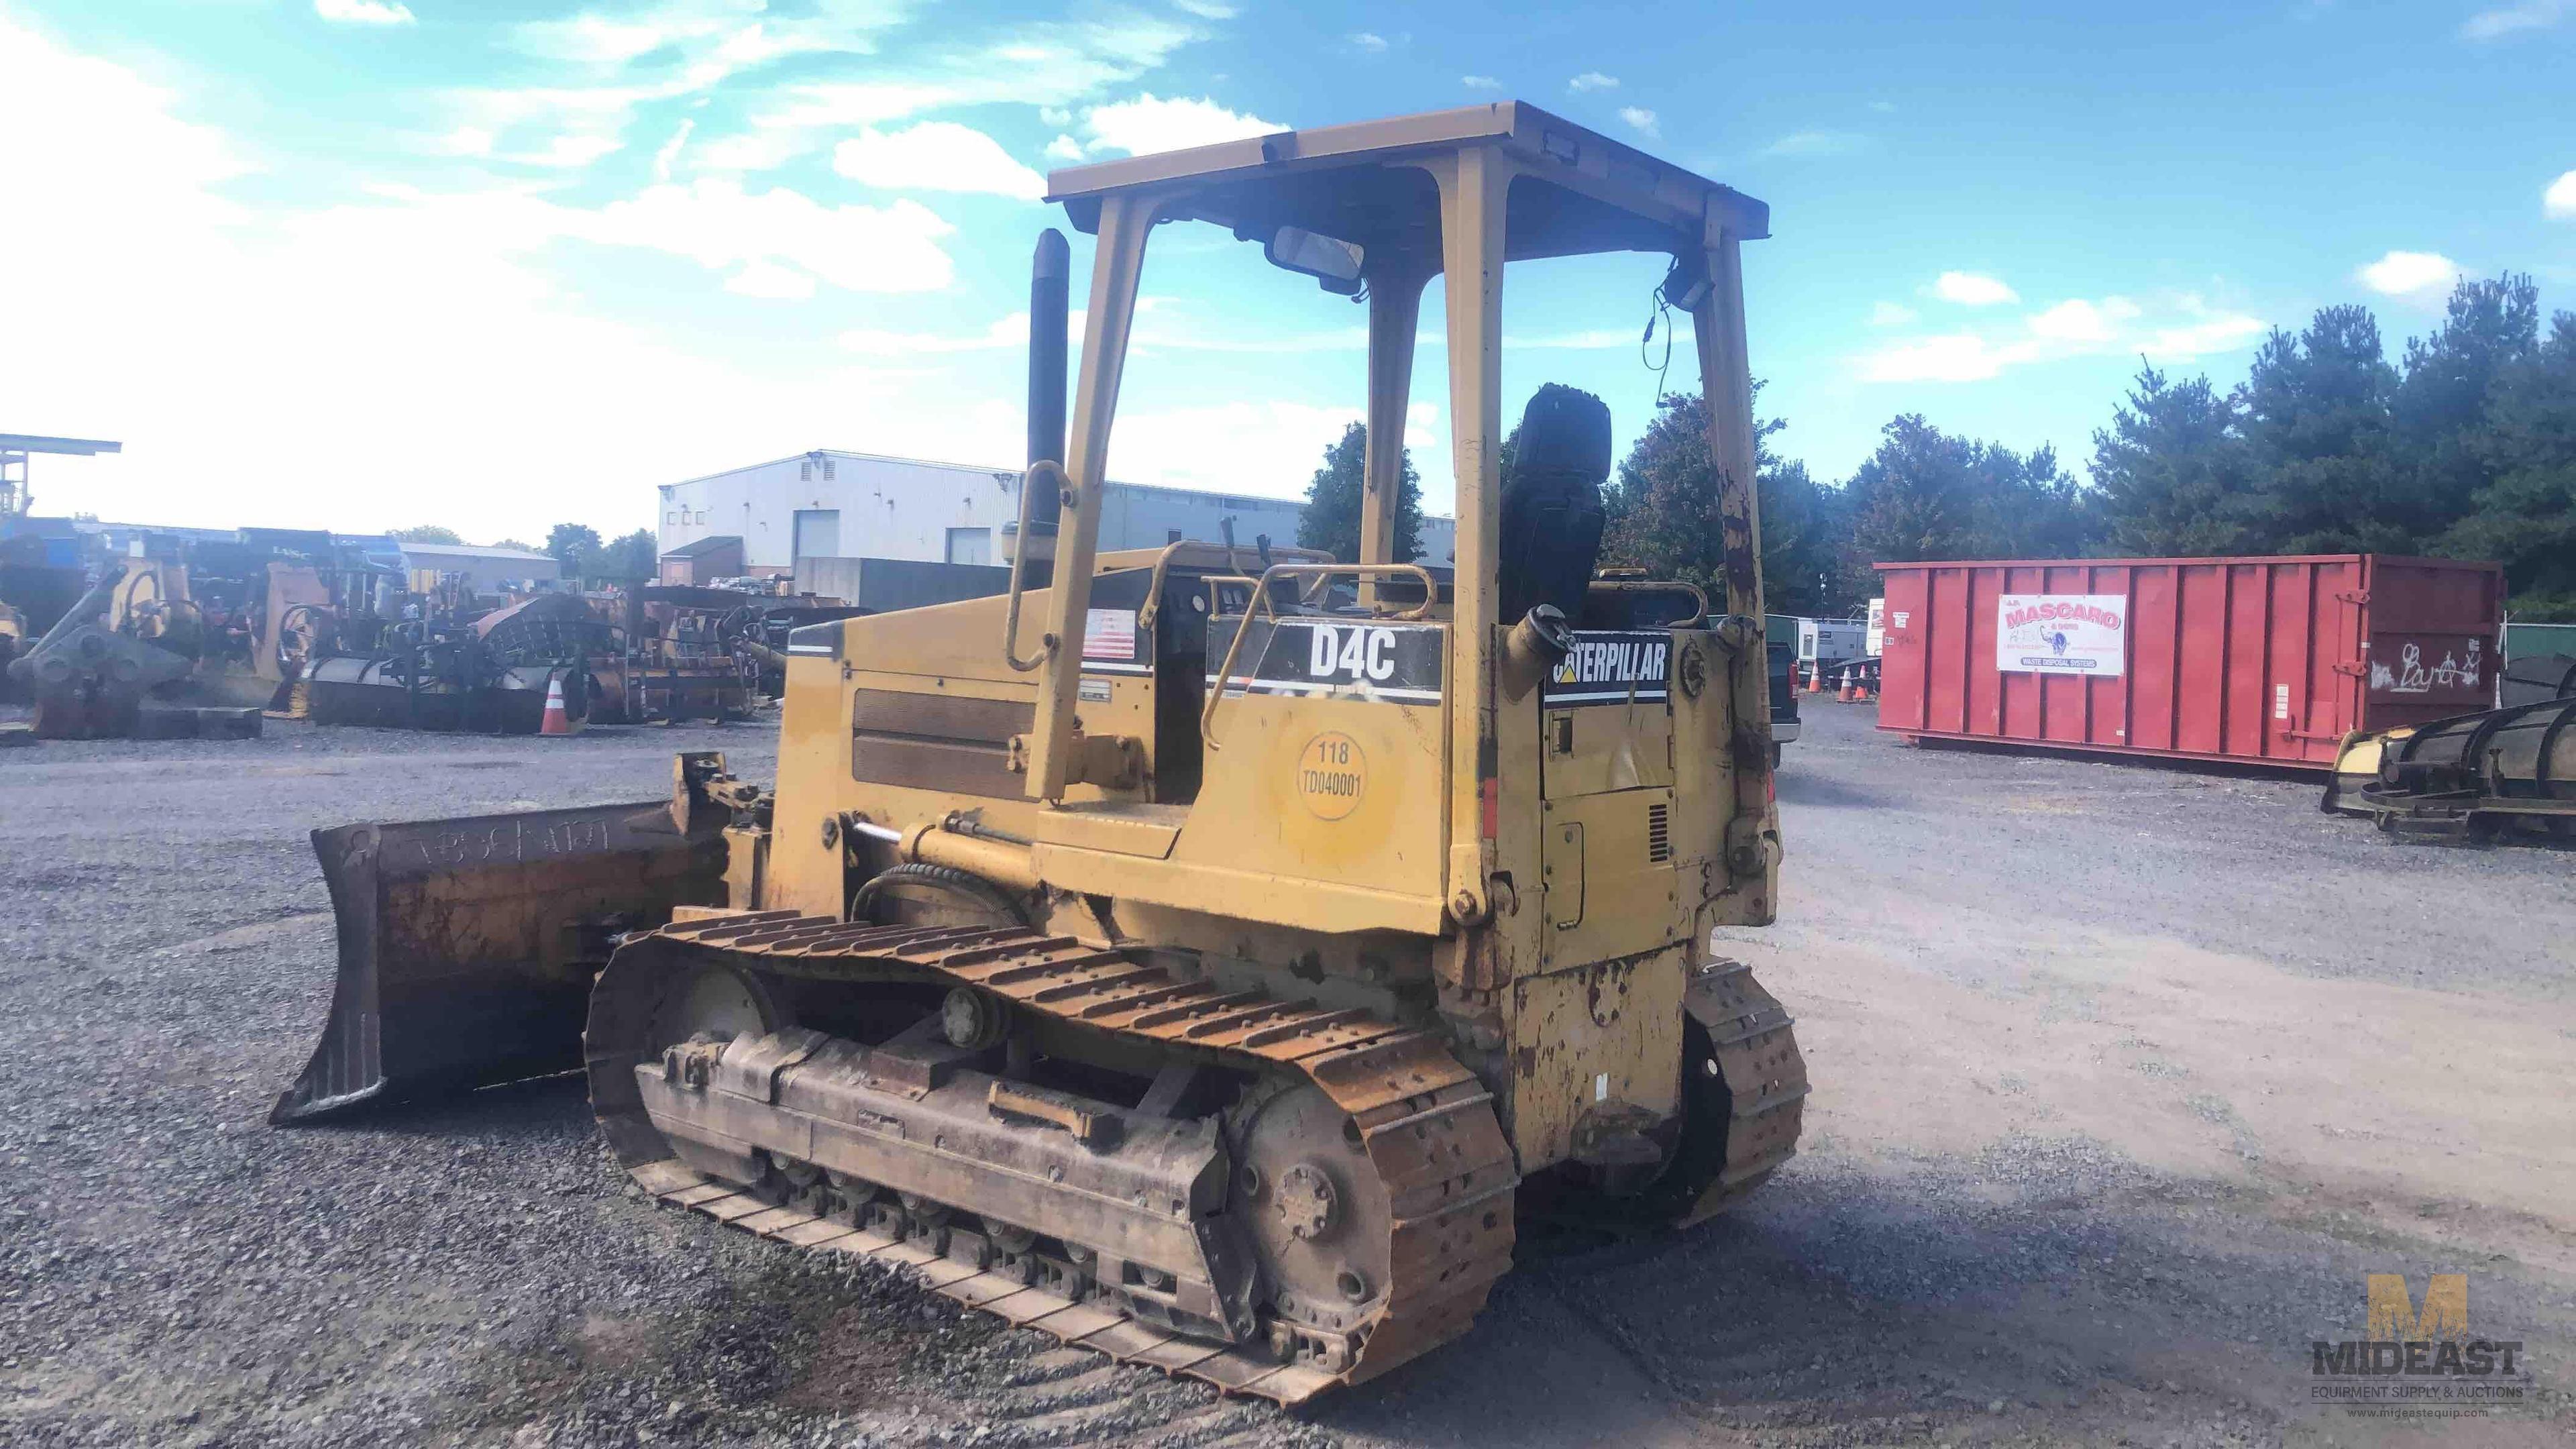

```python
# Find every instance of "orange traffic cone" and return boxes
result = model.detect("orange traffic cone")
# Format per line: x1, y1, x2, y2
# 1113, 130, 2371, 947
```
539, 675, 576, 735
1805, 661, 1823, 694
1838, 672, 1858, 702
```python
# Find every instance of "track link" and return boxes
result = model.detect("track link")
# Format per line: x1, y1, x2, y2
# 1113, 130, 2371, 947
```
1682, 959, 1810, 1225
594, 911, 1519, 1406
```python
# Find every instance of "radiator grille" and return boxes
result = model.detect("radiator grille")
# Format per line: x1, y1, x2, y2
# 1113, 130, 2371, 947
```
1647, 802, 1671, 863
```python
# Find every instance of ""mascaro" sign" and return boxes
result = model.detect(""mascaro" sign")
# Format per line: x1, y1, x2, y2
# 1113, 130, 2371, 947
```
1995, 594, 2129, 678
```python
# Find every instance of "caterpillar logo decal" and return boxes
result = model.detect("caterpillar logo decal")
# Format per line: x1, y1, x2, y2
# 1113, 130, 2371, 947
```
1547, 631, 1672, 706
1207, 618, 1444, 704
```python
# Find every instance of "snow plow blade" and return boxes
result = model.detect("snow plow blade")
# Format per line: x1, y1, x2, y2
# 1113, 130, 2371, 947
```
270, 794, 730, 1124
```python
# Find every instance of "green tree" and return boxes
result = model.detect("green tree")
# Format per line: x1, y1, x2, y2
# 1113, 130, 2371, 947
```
2443, 309, 2576, 617
389, 525, 463, 544
1595, 386, 1850, 615
488, 538, 535, 552
545, 523, 604, 579
598, 529, 660, 580
2394, 274, 2541, 543
1839, 414, 2086, 594
1297, 421, 1423, 563
2085, 363, 2253, 555
2235, 305, 2408, 551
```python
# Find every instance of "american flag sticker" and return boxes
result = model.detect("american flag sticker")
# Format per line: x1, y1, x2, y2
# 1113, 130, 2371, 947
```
1083, 608, 1138, 661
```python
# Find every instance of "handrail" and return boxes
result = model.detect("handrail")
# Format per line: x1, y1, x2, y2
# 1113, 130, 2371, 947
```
1586, 579, 1709, 630
1200, 562, 1438, 751
1000, 460, 1066, 673
1138, 540, 1346, 631
1133, 539, 1200, 633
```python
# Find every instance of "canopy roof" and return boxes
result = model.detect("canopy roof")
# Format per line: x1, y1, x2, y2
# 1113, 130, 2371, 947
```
1044, 101, 1768, 268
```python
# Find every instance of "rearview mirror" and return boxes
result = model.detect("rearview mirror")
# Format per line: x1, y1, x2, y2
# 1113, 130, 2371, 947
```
1266, 226, 1364, 295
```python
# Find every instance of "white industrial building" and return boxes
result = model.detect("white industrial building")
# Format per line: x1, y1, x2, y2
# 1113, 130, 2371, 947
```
655, 449, 1456, 580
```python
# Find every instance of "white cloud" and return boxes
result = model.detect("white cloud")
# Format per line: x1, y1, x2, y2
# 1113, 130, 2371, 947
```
431, 125, 496, 157
1112, 401, 1364, 497
2461, 0, 2569, 38
461, 3, 955, 178
2138, 313, 2266, 360
1171, 0, 1238, 15
1931, 270, 2019, 306
1350, 32, 1388, 52
0, 13, 1017, 544
1462, 74, 1501, 90
1617, 106, 1658, 138
315, 0, 415, 24
1856, 290, 2262, 383
508, 133, 626, 168
2546, 169, 2576, 219
841, 313, 1034, 357
2025, 296, 2140, 343
833, 122, 1045, 201
1868, 99, 1896, 113
2356, 249, 2464, 302
1859, 332, 2015, 384
1568, 72, 1619, 93
725, 260, 815, 299
1868, 301, 1917, 327
586, 179, 957, 293
1044, 133, 1086, 163
1079, 93, 1282, 157
651, 119, 694, 182
709, 17, 1205, 174
511, 13, 681, 64
1764, 129, 1866, 158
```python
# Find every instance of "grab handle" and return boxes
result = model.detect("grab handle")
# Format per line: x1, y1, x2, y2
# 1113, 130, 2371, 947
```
1000, 460, 1067, 673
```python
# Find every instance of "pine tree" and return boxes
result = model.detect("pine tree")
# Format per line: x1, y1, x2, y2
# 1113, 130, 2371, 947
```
1839, 415, 2086, 594
1296, 422, 1423, 564
2235, 306, 2408, 551
2395, 274, 2541, 542
2443, 311, 2576, 616
2086, 363, 2253, 555
1595, 387, 1849, 615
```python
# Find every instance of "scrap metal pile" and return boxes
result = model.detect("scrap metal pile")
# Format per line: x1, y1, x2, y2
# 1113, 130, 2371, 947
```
2, 537, 396, 739
302, 582, 867, 734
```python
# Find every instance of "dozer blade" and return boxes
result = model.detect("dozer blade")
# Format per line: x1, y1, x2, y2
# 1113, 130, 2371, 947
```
271, 800, 728, 1124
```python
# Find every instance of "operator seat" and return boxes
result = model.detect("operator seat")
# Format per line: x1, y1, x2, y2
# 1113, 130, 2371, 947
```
1499, 384, 1610, 625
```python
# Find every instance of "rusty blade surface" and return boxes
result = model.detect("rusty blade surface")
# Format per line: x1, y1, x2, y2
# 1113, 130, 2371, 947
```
270, 800, 727, 1124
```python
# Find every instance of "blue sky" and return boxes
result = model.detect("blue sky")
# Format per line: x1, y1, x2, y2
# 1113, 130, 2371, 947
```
3, 0, 2570, 540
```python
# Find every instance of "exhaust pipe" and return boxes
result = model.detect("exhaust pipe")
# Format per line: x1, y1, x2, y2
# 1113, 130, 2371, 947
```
1019, 228, 1070, 584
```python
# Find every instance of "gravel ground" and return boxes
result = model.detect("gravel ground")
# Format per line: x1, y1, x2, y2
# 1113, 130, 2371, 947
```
1, 705, 2569, 1447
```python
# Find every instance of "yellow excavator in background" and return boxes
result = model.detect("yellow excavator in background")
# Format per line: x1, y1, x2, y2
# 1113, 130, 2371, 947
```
272, 103, 1806, 1403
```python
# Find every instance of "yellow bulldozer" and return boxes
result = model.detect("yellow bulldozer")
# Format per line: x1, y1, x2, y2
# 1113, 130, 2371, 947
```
272, 103, 1805, 1403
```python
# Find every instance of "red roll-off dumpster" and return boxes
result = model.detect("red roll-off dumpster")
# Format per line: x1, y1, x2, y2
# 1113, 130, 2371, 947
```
1874, 554, 2503, 769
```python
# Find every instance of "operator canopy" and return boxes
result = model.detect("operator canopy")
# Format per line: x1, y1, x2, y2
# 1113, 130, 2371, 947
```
1044, 101, 1769, 288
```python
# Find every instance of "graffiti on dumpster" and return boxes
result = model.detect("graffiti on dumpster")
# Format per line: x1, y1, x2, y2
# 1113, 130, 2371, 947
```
2369, 637, 2484, 700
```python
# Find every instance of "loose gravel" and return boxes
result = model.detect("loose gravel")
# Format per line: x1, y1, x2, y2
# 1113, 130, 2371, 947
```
1, 706, 2568, 1446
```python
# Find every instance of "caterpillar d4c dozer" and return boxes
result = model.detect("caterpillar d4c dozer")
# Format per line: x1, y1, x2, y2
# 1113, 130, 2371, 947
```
272, 102, 1803, 1403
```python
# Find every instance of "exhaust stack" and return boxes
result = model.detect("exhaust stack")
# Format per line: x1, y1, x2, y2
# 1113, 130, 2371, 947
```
1020, 228, 1070, 579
